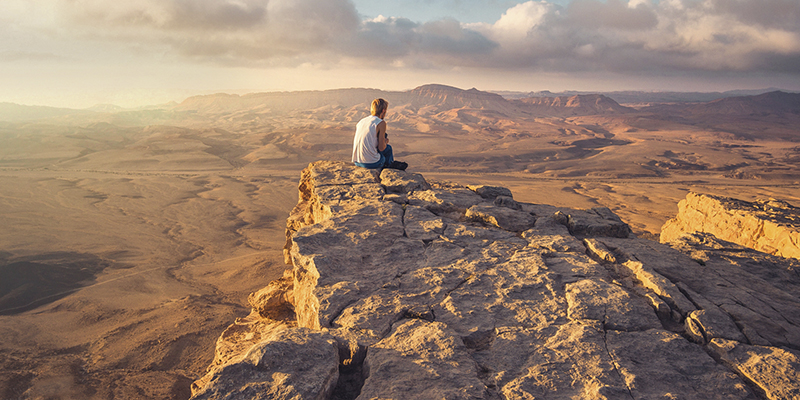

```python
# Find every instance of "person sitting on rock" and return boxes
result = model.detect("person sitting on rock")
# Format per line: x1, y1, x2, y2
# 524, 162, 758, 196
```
352, 98, 408, 171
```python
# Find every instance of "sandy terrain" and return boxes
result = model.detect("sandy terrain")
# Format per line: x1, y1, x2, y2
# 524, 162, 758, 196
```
0, 160, 298, 398
1, 86, 798, 398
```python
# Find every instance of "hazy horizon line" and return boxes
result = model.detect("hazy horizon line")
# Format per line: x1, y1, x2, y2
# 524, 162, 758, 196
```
3, 84, 799, 111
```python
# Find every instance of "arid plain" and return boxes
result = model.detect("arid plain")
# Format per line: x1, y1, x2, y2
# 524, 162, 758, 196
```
1, 85, 799, 398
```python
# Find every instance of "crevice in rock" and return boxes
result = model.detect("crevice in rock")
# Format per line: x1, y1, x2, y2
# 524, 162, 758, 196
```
330, 347, 367, 400
655, 306, 685, 333
602, 328, 636, 400
400, 204, 408, 238
475, 362, 501, 398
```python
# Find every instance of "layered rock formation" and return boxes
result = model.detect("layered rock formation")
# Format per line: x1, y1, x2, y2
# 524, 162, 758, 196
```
192, 161, 800, 400
661, 192, 800, 260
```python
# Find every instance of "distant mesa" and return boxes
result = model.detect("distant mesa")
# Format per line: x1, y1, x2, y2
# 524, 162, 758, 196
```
0, 102, 93, 122
86, 104, 125, 113
516, 93, 634, 115
169, 83, 631, 118
642, 90, 800, 117
2, 86, 798, 122
689, 91, 800, 115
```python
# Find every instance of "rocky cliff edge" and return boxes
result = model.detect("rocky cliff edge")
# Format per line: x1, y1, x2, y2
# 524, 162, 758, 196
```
661, 192, 800, 260
191, 161, 800, 400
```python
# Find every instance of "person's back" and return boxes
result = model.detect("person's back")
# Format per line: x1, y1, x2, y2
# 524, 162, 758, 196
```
352, 114, 383, 165
351, 98, 407, 171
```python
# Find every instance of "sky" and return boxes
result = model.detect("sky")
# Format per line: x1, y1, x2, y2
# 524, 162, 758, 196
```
1, 0, 799, 108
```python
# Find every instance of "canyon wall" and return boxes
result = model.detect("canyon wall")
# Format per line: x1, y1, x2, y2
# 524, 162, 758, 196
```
661, 192, 800, 260
191, 161, 800, 400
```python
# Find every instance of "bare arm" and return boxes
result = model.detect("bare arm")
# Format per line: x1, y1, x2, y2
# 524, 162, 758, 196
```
376, 120, 387, 151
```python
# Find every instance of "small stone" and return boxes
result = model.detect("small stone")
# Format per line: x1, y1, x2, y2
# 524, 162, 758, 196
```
467, 184, 513, 199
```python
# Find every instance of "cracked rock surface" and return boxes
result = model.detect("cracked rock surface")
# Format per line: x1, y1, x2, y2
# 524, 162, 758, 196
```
192, 161, 800, 400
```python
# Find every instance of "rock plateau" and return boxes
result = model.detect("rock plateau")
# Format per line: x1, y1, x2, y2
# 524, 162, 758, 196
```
661, 192, 800, 260
191, 161, 800, 400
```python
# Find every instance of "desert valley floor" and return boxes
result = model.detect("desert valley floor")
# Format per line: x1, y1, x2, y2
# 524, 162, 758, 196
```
1, 85, 799, 398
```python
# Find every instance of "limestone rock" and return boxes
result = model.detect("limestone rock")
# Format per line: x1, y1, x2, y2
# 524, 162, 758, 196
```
709, 338, 800, 400
522, 215, 584, 252
403, 205, 446, 241
408, 188, 484, 217
379, 168, 430, 194
583, 238, 617, 263
468, 184, 514, 200
661, 192, 800, 259
465, 204, 537, 232
192, 328, 339, 400
248, 269, 294, 320
195, 161, 800, 400
608, 233, 800, 349
561, 207, 632, 238
566, 279, 661, 331
606, 329, 754, 400
359, 319, 490, 399
492, 321, 631, 399
679, 283, 747, 344
493, 195, 522, 210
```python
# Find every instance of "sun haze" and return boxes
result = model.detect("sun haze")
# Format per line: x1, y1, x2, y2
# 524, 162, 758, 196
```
1, 0, 799, 108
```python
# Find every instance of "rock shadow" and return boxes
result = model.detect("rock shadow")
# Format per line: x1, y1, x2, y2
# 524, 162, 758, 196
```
0, 252, 111, 315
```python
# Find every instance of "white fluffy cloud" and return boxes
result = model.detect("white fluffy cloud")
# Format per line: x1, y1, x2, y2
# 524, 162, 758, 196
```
462, 0, 800, 74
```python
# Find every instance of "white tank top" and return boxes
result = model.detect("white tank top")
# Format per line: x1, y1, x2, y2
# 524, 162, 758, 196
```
352, 115, 383, 164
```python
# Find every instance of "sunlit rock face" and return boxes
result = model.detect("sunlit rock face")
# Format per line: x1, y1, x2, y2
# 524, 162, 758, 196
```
192, 161, 800, 400
661, 192, 800, 260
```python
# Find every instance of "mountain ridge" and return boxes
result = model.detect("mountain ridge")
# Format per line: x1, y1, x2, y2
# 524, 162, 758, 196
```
3, 86, 799, 122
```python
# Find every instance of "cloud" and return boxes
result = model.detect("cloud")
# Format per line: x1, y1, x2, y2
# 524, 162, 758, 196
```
51, 0, 360, 63
463, 0, 800, 75
708, 0, 800, 30
3, 0, 799, 78
342, 16, 497, 67
566, 0, 658, 31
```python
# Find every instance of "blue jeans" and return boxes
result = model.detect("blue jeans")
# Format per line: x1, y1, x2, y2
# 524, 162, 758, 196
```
354, 145, 394, 169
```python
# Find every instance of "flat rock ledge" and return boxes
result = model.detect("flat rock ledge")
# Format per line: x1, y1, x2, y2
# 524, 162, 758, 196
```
192, 161, 800, 400
661, 192, 800, 260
